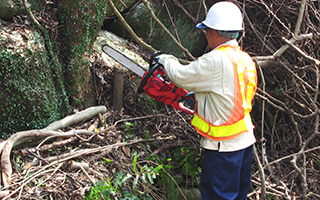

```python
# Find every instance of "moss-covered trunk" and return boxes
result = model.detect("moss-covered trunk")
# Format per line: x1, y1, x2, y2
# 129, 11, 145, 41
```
58, 0, 108, 109
0, 28, 68, 137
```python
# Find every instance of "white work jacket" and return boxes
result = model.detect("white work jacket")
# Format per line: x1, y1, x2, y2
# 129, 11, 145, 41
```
158, 40, 256, 152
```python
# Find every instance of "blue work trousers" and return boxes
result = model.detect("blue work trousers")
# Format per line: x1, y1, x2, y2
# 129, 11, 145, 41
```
200, 145, 253, 200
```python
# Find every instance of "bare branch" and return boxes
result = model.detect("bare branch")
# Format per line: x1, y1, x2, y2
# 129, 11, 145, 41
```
141, 0, 196, 61
108, 0, 157, 53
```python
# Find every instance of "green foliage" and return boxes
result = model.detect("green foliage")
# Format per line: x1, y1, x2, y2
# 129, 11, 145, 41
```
124, 122, 134, 133
0, 33, 65, 138
156, 148, 201, 200
85, 144, 201, 200
172, 146, 201, 186
85, 162, 159, 200
160, 173, 180, 200
86, 126, 201, 200
84, 181, 110, 200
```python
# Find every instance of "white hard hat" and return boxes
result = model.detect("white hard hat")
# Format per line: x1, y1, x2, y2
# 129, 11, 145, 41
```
196, 1, 243, 31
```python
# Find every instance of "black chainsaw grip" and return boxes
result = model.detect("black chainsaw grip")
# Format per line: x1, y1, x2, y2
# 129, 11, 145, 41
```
148, 51, 163, 70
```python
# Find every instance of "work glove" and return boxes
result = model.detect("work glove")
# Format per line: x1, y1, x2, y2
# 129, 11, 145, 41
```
151, 51, 162, 63
155, 56, 160, 63
184, 92, 195, 110
155, 55, 166, 65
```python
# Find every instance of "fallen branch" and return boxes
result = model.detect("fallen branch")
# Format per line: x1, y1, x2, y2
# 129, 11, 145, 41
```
0, 106, 107, 187
1, 130, 95, 187
251, 179, 291, 199
3, 163, 64, 200
282, 37, 320, 65
30, 136, 174, 166
44, 106, 107, 131
19, 137, 79, 156
150, 141, 182, 156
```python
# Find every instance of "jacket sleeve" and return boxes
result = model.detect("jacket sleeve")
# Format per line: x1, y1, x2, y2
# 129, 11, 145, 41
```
158, 52, 226, 92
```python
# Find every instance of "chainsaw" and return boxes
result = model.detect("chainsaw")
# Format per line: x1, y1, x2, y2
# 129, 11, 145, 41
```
102, 44, 195, 115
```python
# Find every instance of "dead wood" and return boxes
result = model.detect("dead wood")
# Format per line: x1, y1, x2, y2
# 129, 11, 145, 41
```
31, 136, 174, 166
1, 129, 95, 187
44, 106, 107, 131
1, 106, 107, 187
113, 65, 125, 111
19, 137, 79, 156
69, 161, 89, 171
0, 191, 10, 199
150, 141, 182, 156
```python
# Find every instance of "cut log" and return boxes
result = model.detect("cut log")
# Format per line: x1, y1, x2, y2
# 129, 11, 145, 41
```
113, 65, 125, 111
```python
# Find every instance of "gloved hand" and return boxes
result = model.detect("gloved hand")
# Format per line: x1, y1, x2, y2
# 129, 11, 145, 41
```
151, 51, 163, 63
155, 56, 160, 63
184, 92, 195, 110
156, 54, 166, 65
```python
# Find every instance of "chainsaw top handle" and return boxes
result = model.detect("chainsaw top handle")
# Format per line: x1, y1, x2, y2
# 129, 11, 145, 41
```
148, 51, 163, 70
137, 51, 163, 93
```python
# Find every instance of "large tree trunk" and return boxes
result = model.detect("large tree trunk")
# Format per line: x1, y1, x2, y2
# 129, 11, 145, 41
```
58, 0, 108, 109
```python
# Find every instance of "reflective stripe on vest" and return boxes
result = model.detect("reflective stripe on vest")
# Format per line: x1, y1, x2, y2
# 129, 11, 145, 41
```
191, 45, 257, 141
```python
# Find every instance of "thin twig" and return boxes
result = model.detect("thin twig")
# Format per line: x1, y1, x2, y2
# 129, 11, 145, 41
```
282, 37, 320, 65
253, 146, 266, 199
141, 0, 196, 61
108, 0, 157, 53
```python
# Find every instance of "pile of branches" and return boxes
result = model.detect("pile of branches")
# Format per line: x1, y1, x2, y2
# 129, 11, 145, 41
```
242, 0, 320, 199
0, 91, 199, 199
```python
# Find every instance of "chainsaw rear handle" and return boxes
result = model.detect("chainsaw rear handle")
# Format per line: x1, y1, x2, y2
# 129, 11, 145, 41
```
172, 100, 195, 115
176, 95, 196, 115
177, 102, 195, 115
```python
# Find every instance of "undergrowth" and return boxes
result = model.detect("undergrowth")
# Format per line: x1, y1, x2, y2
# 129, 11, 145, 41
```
85, 143, 202, 200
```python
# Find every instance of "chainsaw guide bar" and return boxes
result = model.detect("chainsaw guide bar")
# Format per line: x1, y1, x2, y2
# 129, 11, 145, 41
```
102, 44, 146, 77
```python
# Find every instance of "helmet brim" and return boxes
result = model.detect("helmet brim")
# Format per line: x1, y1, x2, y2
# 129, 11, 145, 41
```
196, 22, 208, 29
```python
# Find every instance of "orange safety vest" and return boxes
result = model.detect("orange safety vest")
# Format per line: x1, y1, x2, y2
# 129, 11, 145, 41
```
191, 45, 257, 141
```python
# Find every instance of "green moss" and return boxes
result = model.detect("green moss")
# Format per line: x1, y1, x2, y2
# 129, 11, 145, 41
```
0, 0, 44, 21
58, 0, 108, 107
0, 33, 64, 138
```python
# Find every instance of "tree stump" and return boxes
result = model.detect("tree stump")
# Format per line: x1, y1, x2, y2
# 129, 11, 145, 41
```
113, 65, 125, 111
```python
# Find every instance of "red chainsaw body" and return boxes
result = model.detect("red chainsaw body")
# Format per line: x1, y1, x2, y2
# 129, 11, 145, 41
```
139, 66, 194, 115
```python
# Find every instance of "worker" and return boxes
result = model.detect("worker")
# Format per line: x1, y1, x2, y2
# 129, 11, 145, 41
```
157, 1, 258, 199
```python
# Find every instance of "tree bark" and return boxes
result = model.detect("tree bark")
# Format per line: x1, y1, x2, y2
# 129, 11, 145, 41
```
58, 0, 108, 109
